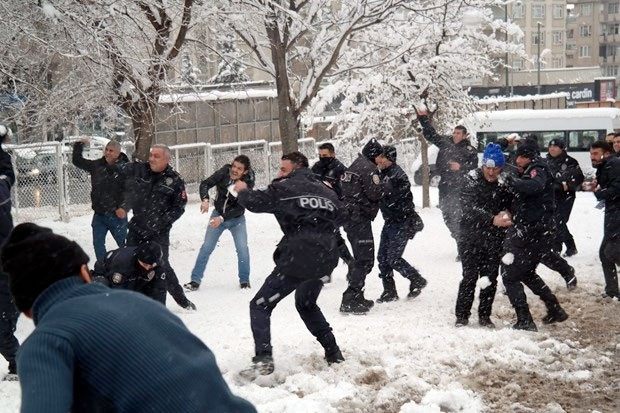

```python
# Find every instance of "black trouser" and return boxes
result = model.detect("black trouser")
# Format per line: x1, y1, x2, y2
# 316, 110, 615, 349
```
377, 221, 423, 284
456, 241, 501, 320
438, 187, 462, 243
600, 235, 619, 297
250, 269, 337, 356
502, 227, 561, 319
540, 249, 574, 284
342, 219, 375, 293
554, 197, 576, 251
335, 230, 353, 264
126, 229, 189, 308
0, 277, 19, 373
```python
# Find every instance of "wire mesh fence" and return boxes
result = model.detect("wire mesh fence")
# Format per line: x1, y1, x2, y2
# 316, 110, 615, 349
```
8, 137, 421, 222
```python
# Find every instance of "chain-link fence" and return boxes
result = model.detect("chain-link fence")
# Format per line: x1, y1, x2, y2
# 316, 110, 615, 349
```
8, 138, 421, 222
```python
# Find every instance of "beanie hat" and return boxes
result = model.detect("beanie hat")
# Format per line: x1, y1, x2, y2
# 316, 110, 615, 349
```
1, 223, 89, 312
135, 242, 162, 267
548, 138, 565, 150
515, 139, 540, 159
361, 138, 383, 162
482, 143, 505, 168
383, 145, 397, 163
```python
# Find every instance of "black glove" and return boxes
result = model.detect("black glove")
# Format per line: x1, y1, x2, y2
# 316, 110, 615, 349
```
407, 212, 424, 239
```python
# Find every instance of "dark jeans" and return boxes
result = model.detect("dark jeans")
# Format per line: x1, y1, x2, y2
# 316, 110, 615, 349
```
92, 212, 127, 262
377, 221, 422, 283
456, 242, 501, 320
343, 219, 375, 293
0, 278, 19, 373
554, 197, 576, 250
600, 236, 619, 296
250, 269, 336, 356
126, 229, 189, 308
438, 188, 462, 243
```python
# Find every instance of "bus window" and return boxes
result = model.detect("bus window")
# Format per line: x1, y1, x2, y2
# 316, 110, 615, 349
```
568, 130, 603, 151
537, 131, 565, 148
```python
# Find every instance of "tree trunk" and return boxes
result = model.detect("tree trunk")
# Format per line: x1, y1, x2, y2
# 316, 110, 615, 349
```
421, 138, 430, 208
131, 103, 155, 161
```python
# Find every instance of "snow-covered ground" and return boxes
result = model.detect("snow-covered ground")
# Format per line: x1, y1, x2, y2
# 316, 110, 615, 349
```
1, 188, 618, 412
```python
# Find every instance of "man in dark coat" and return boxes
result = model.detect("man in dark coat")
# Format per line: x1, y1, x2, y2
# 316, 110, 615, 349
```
339, 139, 384, 314
501, 141, 569, 331
72, 138, 129, 261
374, 145, 426, 303
583, 141, 620, 299
0, 124, 18, 381
185, 155, 255, 291
311, 143, 354, 281
93, 242, 167, 304
546, 138, 585, 256
122, 144, 195, 310
416, 109, 478, 257
456, 144, 513, 328
234, 152, 346, 378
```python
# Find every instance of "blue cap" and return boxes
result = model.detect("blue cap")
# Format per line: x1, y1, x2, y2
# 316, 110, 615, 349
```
482, 143, 505, 168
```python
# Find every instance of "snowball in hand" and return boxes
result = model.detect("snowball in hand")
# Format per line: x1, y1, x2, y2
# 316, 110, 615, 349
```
502, 253, 514, 265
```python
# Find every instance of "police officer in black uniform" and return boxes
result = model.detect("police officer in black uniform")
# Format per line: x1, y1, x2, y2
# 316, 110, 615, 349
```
93, 242, 167, 304
0, 125, 18, 380
416, 109, 478, 257
122, 144, 195, 310
456, 144, 513, 328
583, 141, 620, 299
374, 145, 426, 303
501, 141, 569, 331
234, 152, 346, 378
339, 139, 384, 314
546, 138, 584, 256
311, 143, 354, 280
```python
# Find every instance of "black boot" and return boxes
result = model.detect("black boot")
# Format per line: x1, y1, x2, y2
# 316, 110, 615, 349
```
563, 239, 578, 257
325, 347, 345, 365
565, 266, 577, 291
377, 277, 398, 303
340, 288, 374, 314
542, 302, 569, 325
513, 307, 537, 332
407, 277, 427, 299
238, 354, 274, 381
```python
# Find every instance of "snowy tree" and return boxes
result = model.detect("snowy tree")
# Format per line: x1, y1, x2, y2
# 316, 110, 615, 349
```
0, 0, 198, 159
180, 52, 200, 85
208, 33, 249, 84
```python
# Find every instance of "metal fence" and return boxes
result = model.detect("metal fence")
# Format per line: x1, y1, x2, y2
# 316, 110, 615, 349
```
7, 137, 421, 222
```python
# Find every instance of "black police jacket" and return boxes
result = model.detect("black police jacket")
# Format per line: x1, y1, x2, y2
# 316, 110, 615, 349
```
594, 155, 620, 238
0, 144, 14, 244
0, 145, 15, 188
238, 168, 346, 279
341, 154, 383, 221
379, 163, 415, 223
72, 142, 129, 214
311, 157, 347, 199
418, 115, 478, 193
123, 162, 187, 240
93, 246, 166, 304
545, 151, 584, 201
199, 164, 255, 220
459, 169, 513, 246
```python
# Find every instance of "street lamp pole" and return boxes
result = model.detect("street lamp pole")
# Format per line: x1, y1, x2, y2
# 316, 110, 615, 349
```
537, 21, 542, 94
505, 5, 510, 96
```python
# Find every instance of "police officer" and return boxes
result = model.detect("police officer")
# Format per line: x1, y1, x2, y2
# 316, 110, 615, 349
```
122, 144, 195, 310
416, 108, 478, 257
456, 144, 513, 328
583, 141, 620, 299
93, 242, 167, 304
501, 140, 569, 331
546, 138, 584, 257
311, 143, 354, 280
339, 139, 384, 314
374, 145, 426, 303
234, 152, 345, 378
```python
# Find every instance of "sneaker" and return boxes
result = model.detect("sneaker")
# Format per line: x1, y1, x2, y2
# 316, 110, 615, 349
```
325, 348, 345, 365
512, 319, 538, 332
183, 281, 200, 291
240, 282, 251, 289
455, 318, 469, 327
542, 308, 568, 325
563, 247, 578, 257
478, 317, 496, 329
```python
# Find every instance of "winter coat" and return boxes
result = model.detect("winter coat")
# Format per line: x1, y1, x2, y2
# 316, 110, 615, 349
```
122, 162, 187, 240
0, 144, 14, 244
198, 164, 255, 221
311, 157, 347, 199
0, 145, 15, 188
459, 168, 513, 247
418, 115, 478, 197
238, 168, 346, 279
594, 155, 620, 239
93, 246, 166, 304
72, 142, 128, 214
545, 151, 585, 201
341, 154, 383, 221
16, 277, 256, 413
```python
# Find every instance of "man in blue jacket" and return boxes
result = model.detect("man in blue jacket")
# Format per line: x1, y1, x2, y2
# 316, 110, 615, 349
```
1, 223, 256, 413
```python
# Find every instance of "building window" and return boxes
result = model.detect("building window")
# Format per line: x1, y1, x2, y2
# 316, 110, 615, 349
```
552, 4, 564, 19
609, 3, 620, 14
532, 31, 545, 46
552, 31, 563, 45
609, 23, 620, 35
606, 65, 619, 76
567, 29, 574, 39
580, 25, 592, 37
512, 59, 524, 70
579, 45, 591, 57
581, 3, 593, 16
532, 5, 545, 19
552, 58, 563, 68
513, 3, 525, 19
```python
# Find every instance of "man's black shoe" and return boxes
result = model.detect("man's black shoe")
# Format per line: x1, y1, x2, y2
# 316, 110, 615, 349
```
240, 282, 251, 289
563, 247, 578, 257
340, 300, 372, 314
542, 308, 568, 325
407, 277, 427, 299
512, 319, 538, 332
455, 318, 468, 328
325, 348, 345, 365
183, 281, 200, 291
478, 317, 496, 329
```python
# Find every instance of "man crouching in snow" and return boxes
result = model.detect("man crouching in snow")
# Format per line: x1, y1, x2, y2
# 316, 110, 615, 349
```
234, 152, 346, 378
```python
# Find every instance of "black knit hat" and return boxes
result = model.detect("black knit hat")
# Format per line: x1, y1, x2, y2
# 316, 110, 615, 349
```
383, 145, 397, 163
1, 223, 89, 312
515, 140, 540, 159
548, 138, 565, 150
135, 242, 162, 266
362, 138, 383, 162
